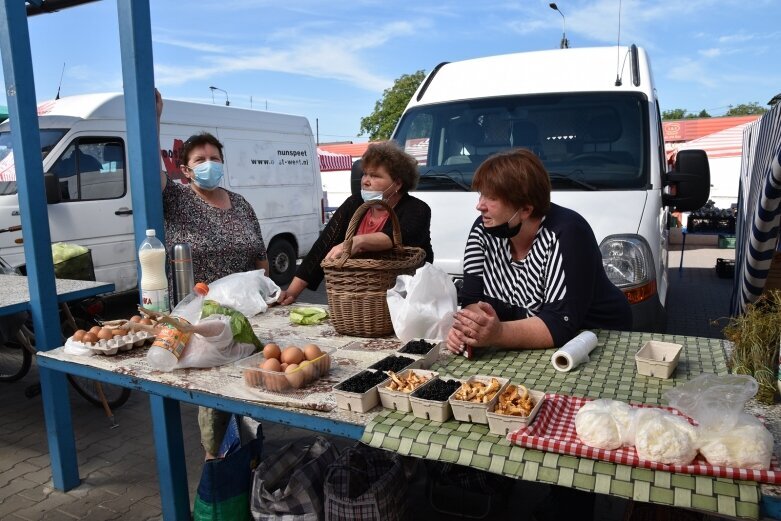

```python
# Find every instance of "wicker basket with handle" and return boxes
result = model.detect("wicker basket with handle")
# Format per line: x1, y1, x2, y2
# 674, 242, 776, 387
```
321, 200, 426, 337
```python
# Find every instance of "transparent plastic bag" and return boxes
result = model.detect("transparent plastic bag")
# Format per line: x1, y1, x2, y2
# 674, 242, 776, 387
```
574, 399, 636, 450
633, 408, 698, 465
207, 270, 281, 317
175, 315, 256, 369
387, 263, 457, 343
665, 374, 772, 469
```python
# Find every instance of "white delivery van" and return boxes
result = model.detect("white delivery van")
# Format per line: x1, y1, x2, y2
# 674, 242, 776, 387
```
388, 45, 709, 331
0, 93, 324, 291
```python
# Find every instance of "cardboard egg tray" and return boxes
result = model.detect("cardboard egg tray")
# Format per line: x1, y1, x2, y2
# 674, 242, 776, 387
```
65, 330, 154, 356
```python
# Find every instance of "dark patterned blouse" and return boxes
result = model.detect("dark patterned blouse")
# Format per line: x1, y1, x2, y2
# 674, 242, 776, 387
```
163, 178, 267, 289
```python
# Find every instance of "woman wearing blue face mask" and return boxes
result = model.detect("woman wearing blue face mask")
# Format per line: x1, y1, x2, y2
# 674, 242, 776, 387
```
278, 141, 433, 305
446, 148, 631, 354
156, 93, 268, 459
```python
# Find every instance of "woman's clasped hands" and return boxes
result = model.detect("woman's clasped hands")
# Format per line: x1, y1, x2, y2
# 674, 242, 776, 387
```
447, 301, 503, 354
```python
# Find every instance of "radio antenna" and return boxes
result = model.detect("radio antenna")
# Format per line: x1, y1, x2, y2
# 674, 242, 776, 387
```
614, 0, 624, 86
55, 62, 65, 100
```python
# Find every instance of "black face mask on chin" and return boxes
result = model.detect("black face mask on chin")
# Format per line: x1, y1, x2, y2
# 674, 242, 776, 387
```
483, 210, 521, 239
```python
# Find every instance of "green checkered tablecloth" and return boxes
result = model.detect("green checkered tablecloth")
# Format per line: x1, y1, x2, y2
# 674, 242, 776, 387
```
361, 330, 761, 519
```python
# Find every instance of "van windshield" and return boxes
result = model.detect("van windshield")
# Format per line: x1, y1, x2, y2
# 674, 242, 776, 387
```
0, 129, 67, 195
393, 93, 649, 191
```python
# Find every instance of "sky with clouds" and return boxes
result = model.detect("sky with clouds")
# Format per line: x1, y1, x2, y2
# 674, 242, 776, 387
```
2, 0, 779, 143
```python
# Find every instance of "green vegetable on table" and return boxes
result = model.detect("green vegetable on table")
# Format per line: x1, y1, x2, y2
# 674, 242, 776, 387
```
201, 300, 262, 349
290, 306, 328, 325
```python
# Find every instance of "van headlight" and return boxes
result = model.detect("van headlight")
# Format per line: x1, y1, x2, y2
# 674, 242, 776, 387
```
600, 235, 657, 304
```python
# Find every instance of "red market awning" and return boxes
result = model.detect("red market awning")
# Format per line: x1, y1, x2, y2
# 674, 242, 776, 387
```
318, 149, 353, 172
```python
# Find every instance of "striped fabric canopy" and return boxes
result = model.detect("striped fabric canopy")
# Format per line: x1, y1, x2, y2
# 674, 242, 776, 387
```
317, 149, 353, 172
674, 121, 754, 159
731, 104, 781, 314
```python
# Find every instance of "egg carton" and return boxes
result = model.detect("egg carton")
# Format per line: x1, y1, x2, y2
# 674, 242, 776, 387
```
65, 330, 154, 356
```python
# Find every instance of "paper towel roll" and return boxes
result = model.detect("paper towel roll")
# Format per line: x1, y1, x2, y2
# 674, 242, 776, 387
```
551, 331, 598, 372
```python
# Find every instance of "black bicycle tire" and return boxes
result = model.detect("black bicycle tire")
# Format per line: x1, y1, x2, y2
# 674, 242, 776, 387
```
67, 375, 132, 409
0, 342, 32, 382
61, 315, 132, 409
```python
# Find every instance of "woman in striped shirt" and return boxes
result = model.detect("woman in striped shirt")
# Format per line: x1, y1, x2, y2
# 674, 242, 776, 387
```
447, 148, 631, 354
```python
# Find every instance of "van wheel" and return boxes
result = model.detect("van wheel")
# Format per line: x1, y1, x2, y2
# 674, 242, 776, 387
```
267, 239, 296, 286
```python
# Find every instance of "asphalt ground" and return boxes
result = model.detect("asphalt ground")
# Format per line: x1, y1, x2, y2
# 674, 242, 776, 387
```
0, 244, 735, 520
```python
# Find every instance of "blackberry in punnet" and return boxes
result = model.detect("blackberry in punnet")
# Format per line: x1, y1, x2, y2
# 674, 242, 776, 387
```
368, 356, 415, 372
412, 379, 461, 401
336, 371, 388, 393
399, 339, 435, 355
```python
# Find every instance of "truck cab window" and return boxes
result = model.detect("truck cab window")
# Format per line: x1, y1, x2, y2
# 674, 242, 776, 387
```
49, 139, 125, 201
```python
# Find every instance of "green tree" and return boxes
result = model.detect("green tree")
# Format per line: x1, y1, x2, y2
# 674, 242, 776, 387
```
359, 70, 426, 141
725, 102, 767, 116
662, 108, 688, 120
696, 109, 711, 118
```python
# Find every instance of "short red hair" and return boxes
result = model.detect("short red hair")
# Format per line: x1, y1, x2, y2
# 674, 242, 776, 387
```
472, 148, 551, 218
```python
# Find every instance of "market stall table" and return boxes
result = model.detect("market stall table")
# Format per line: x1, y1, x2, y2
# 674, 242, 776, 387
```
0, 273, 114, 316
36, 305, 781, 521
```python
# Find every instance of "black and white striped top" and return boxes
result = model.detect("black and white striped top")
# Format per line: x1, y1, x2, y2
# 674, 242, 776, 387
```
461, 203, 631, 346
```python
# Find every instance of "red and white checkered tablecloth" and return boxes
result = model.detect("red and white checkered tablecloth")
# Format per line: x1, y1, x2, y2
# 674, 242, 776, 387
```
506, 394, 781, 484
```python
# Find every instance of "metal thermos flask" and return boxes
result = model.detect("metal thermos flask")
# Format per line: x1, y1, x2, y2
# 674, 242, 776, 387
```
171, 243, 194, 306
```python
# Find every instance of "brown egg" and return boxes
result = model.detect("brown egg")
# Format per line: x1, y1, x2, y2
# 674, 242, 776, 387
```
303, 344, 322, 361
280, 346, 305, 366
89, 326, 102, 335
261, 358, 282, 372
262, 343, 281, 361
139, 318, 154, 325
280, 363, 289, 371
129, 315, 142, 323
97, 328, 114, 341
263, 371, 288, 392
285, 364, 305, 389
71, 330, 87, 342
82, 332, 98, 345
299, 360, 317, 382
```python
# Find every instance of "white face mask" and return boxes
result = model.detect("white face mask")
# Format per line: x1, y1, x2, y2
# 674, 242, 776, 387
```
360, 183, 396, 203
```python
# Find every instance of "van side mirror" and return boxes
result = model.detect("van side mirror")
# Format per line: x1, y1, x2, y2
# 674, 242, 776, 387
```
662, 149, 710, 212
44, 173, 62, 205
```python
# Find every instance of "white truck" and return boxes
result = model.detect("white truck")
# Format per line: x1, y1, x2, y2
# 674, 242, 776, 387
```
0, 93, 324, 291
389, 45, 709, 331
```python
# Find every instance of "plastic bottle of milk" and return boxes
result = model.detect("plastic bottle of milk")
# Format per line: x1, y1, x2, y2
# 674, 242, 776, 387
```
138, 229, 169, 313
147, 282, 209, 371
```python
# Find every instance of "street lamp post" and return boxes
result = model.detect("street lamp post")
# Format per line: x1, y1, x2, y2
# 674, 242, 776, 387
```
549, 3, 569, 49
209, 86, 230, 106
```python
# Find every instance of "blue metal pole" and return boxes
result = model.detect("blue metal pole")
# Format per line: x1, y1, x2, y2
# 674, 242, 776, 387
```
116, 0, 164, 245
0, 0, 79, 490
149, 395, 190, 521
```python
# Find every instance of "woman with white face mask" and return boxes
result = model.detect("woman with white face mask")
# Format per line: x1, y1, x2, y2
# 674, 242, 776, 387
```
278, 141, 433, 305
446, 148, 631, 354
156, 92, 269, 459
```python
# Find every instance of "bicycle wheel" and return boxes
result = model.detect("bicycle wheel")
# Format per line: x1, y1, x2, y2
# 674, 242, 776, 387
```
61, 311, 132, 409
0, 341, 31, 382
67, 375, 132, 409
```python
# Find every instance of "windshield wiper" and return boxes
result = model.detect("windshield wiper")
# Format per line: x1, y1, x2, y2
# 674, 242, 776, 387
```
548, 173, 598, 191
419, 170, 471, 191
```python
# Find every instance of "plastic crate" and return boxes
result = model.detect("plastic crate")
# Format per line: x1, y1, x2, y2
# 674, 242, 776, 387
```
716, 258, 735, 279
54, 250, 96, 281
718, 234, 736, 249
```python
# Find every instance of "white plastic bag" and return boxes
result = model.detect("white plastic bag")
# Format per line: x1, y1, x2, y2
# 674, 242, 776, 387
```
207, 270, 281, 317
386, 263, 458, 343
175, 315, 256, 369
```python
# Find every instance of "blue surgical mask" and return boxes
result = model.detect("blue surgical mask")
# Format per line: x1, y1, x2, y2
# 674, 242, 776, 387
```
190, 161, 224, 190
